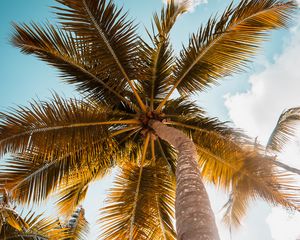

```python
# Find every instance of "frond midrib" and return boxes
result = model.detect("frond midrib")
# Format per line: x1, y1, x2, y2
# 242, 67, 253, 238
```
129, 133, 150, 240
81, 0, 147, 112
18, 43, 136, 109
0, 119, 140, 145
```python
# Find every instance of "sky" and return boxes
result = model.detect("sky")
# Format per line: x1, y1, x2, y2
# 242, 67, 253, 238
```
1, 0, 300, 239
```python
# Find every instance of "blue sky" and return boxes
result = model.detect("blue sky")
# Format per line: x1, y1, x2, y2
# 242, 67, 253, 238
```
1, 0, 300, 239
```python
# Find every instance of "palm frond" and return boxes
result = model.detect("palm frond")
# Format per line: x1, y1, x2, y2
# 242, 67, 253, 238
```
99, 163, 176, 240
0, 135, 115, 205
174, 115, 300, 225
11, 23, 135, 107
139, 39, 174, 110
163, 96, 205, 117
0, 207, 28, 235
267, 107, 300, 152
156, 138, 177, 175
0, 191, 68, 240
55, 160, 108, 216
0, 94, 136, 158
23, 211, 70, 239
157, 0, 296, 111
223, 152, 300, 227
162, 103, 252, 189
139, 0, 192, 109
54, 0, 146, 111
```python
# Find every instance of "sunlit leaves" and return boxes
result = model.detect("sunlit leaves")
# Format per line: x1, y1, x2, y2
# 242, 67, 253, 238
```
172, 0, 296, 95
1, 0, 299, 238
223, 153, 300, 227
66, 207, 89, 240
0, 94, 121, 158
99, 163, 176, 240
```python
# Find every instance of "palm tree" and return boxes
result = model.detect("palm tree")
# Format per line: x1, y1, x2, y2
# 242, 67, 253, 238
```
265, 107, 300, 175
0, 0, 299, 239
66, 206, 89, 240
0, 190, 88, 239
0, 190, 63, 239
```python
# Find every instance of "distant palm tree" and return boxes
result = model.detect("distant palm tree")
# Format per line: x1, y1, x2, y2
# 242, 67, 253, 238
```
0, 190, 63, 239
265, 107, 300, 175
0, 190, 88, 239
0, 0, 299, 239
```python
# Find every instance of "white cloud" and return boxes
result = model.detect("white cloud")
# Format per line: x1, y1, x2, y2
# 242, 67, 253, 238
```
225, 22, 300, 144
266, 207, 300, 240
225, 17, 300, 240
163, 0, 208, 11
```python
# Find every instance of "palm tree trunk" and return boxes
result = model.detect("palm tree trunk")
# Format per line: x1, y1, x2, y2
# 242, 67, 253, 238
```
149, 120, 220, 240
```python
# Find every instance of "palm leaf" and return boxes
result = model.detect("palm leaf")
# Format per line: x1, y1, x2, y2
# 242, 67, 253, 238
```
0, 208, 28, 234
267, 107, 300, 152
0, 94, 136, 158
0, 192, 68, 240
11, 23, 134, 106
55, 160, 108, 216
139, 0, 192, 109
163, 96, 206, 117
162, 98, 251, 188
0, 137, 115, 205
99, 162, 176, 240
0, 191, 28, 237
23, 211, 70, 239
54, 0, 146, 111
157, 0, 296, 111
223, 153, 300, 227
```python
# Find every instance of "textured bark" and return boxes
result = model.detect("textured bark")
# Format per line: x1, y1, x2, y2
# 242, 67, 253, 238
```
149, 120, 220, 240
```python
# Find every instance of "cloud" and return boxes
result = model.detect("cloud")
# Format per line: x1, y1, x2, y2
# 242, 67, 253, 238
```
266, 207, 300, 240
225, 17, 300, 240
163, 0, 208, 11
225, 22, 300, 144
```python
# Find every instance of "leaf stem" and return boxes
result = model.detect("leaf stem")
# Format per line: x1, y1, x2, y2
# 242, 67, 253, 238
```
129, 133, 150, 240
